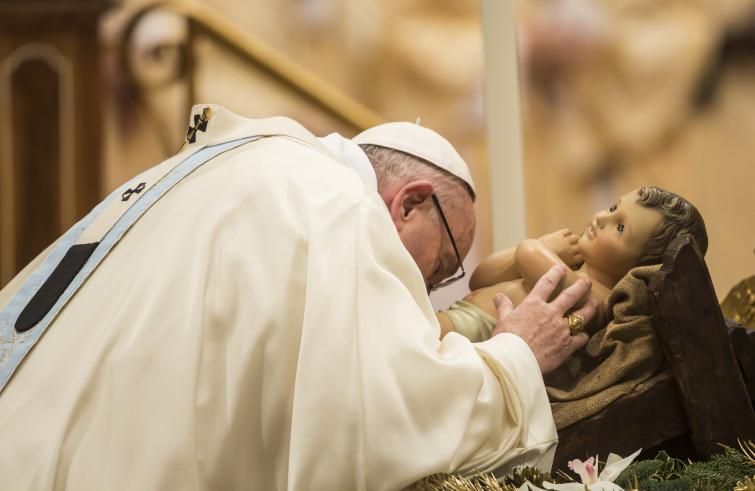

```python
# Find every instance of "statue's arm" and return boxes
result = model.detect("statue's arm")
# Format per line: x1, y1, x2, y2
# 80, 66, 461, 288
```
469, 247, 518, 290
518, 239, 610, 333
515, 239, 586, 305
470, 229, 583, 291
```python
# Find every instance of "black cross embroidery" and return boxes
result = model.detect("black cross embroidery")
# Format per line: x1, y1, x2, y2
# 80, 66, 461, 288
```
121, 182, 146, 202
186, 107, 212, 143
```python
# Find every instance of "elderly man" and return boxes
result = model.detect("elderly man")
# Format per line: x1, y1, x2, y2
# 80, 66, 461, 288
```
0, 105, 594, 490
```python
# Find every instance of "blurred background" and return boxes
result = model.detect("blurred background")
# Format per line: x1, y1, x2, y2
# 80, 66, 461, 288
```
1, 0, 753, 309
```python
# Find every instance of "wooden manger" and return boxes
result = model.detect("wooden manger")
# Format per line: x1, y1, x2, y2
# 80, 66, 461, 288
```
553, 235, 755, 471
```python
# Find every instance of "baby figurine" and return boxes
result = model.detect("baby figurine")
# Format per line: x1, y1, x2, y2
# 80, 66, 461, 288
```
437, 186, 708, 341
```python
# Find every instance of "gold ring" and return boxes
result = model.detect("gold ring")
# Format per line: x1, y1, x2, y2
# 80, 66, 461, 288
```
568, 313, 585, 336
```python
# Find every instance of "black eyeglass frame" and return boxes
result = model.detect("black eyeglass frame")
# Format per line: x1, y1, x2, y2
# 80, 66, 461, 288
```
427, 194, 466, 292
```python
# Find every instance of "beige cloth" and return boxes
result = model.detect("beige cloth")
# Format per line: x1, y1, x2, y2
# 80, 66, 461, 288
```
0, 106, 556, 490
546, 265, 665, 429
443, 300, 498, 343
442, 266, 665, 430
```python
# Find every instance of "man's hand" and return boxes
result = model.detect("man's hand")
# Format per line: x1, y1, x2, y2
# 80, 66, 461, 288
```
538, 229, 583, 269
491, 265, 598, 374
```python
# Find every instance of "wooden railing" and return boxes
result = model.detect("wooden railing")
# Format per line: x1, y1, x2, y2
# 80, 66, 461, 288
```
119, 0, 383, 147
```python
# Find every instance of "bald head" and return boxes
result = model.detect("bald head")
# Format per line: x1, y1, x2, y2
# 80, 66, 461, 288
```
359, 144, 476, 288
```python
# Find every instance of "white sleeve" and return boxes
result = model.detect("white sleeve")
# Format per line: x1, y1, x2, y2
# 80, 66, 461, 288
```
350, 196, 557, 488
284, 183, 556, 491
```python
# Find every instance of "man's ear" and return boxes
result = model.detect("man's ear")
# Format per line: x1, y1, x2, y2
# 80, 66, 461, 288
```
390, 181, 433, 230
388, 180, 434, 230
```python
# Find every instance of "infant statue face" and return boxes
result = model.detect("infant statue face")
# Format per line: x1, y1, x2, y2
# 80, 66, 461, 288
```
577, 189, 663, 285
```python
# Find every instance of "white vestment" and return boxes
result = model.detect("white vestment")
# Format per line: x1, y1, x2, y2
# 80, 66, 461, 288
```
0, 105, 556, 490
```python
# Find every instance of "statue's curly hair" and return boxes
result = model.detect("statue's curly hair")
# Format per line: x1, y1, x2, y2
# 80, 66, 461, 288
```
635, 186, 708, 265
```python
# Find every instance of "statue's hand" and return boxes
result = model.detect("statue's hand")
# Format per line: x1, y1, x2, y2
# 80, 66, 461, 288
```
538, 229, 583, 269
491, 265, 598, 375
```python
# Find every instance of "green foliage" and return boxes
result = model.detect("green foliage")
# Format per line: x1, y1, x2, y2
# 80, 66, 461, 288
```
410, 443, 755, 490
616, 448, 755, 490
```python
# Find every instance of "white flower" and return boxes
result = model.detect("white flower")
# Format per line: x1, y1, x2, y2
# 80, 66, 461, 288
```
516, 448, 642, 491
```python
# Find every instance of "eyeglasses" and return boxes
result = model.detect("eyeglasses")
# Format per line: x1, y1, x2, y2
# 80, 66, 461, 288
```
427, 194, 466, 292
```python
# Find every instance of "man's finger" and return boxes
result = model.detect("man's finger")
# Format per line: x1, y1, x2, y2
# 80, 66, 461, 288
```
567, 332, 589, 353
568, 299, 599, 327
493, 293, 514, 322
529, 265, 567, 300
551, 277, 592, 314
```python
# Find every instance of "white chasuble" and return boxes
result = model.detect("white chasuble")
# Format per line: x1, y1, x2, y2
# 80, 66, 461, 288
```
0, 105, 556, 490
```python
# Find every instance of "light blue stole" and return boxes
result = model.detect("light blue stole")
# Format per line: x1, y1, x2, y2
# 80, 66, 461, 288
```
0, 136, 259, 393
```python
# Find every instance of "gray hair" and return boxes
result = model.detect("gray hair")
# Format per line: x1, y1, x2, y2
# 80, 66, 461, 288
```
358, 144, 474, 213
636, 186, 708, 265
